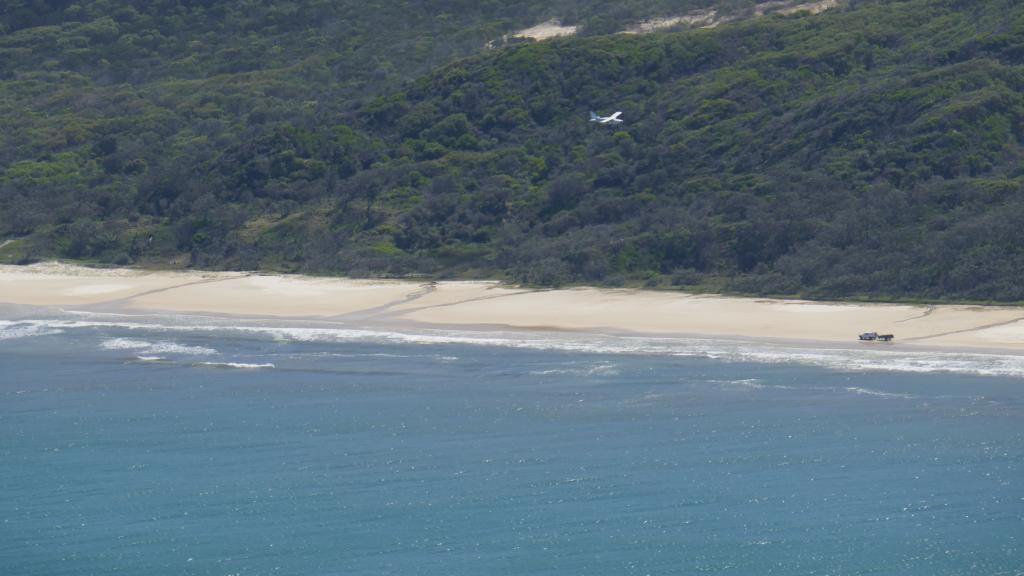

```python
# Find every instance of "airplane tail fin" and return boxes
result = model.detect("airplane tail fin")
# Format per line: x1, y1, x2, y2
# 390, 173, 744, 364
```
589, 111, 598, 121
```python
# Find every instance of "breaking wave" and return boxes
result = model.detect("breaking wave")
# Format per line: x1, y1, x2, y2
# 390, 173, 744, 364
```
0, 320, 64, 341
101, 337, 216, 356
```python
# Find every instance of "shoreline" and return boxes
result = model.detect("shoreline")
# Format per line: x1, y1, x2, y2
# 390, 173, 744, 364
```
2, 262, 1024, 354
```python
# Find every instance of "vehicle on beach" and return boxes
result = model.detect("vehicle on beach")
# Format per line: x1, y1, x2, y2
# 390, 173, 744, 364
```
859, 332, 894, 342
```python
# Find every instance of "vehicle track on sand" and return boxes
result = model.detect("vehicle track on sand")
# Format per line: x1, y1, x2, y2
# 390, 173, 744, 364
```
390, 288, 548, 316
79, 273, 252, 309
900, 315, 1024, 342
336, 284, 546, 322
327, 281, 439, 320
897, 305, 936, 323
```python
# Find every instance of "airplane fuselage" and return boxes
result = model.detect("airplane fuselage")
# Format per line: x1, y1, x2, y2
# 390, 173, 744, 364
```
590, 111, 623, 124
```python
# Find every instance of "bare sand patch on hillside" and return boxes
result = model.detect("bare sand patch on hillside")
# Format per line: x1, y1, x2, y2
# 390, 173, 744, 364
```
509, 19, 578, 41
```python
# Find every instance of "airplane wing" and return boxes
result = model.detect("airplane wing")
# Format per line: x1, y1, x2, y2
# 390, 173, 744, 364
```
592, 111, 623, 124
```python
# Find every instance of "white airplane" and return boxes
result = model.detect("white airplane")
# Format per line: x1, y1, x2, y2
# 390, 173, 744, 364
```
590, 111, 623, 124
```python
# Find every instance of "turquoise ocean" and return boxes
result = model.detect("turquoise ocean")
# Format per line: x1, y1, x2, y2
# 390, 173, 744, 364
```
1, 308, 1022, 575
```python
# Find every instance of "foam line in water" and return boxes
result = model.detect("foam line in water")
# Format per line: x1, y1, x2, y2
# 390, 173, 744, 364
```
844, 387, 914, 399
712, 378, 767, 389
530, 362, 621, 376
195, 361, 275, 369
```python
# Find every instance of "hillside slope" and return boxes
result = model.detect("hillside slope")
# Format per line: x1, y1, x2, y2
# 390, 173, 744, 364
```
0, 0, 745, 258
3, 0, 1023, 301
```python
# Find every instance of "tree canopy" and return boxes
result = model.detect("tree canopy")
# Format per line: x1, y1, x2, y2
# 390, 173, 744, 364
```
2, 0, 1023, 301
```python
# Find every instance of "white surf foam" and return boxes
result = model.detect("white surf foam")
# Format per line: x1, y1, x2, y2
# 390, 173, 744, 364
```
100, 337, 216, 356
147, 342, 217, 356
100, 337, 152, 350
7, 316, 1024, 378
0, 320, 64, 341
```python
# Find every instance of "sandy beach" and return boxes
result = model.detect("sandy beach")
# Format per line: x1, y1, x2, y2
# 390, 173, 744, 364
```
2, 262, 1024, 352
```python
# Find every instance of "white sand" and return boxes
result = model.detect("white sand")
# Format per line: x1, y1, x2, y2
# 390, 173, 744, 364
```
129, 274, 418, 317
2, 262, 1023, 352
622, 11, 719, 34
508, 19, 577, 41
756, 0, 841, 16
777, 0, 841, 16
492, 1, 843, 49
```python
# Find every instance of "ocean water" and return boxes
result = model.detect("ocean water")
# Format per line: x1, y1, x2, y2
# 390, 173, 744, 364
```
1, 311, 1022, 575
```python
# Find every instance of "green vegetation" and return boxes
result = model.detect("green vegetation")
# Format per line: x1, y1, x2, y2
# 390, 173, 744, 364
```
2, 0, 1023, 301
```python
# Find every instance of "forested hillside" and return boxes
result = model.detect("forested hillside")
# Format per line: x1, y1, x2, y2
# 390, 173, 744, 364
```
3, 0, 1024, 301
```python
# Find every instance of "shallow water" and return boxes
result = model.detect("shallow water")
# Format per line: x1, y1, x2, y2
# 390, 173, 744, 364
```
1, 314, 1022, 575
